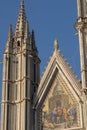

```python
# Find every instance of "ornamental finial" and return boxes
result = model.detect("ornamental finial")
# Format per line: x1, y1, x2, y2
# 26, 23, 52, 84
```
54, 39, 59, 51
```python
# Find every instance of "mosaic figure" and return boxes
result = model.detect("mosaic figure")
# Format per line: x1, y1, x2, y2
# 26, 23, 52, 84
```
42, 85, 78, 130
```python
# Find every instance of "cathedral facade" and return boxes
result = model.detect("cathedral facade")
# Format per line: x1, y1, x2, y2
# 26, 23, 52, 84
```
1, 0, 87, 130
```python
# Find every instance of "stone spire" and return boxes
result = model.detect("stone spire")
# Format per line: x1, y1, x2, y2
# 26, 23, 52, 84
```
30, 30, 37, 50
1, 1, 40, 130
7, 24, 13, 42
24, 20, 29, 39
6, 24, 13, 52
15, 0, 27, 37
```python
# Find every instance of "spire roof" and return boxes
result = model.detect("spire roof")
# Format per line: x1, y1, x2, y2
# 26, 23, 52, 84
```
15, 0, 27, 37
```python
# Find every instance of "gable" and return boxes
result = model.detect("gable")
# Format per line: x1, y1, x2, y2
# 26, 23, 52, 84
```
34, 49, 82, 107
34, 42, 83, 130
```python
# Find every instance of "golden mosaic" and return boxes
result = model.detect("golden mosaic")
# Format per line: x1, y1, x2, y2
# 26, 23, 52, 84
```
42, 81, 79, 130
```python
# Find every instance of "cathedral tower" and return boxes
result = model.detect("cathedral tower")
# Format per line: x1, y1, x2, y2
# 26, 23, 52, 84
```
1, 1, 40, 130
75, 0, 87, 128
1, 1, 87, 130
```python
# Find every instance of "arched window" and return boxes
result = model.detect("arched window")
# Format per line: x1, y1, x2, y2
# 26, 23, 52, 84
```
17, 40, 20, 46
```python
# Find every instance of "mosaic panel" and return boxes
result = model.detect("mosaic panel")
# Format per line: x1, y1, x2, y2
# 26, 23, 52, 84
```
42, 84, 79, 130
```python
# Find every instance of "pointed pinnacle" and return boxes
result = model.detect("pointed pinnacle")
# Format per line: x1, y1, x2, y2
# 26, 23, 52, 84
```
54, 39, 59, 51
8, 24, 13, 41
31, 30, 36, 48
20, 0, 24, 10
24, 20, 29, 38
21, 0, 24, 4
15, 0, 26, 37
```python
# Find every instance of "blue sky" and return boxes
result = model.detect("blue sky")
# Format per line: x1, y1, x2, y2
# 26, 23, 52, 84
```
0, 0, 80, 102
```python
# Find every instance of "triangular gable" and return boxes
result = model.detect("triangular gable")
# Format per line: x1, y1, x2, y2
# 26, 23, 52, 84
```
34, 41, 83, 130
34, 42, 82, 107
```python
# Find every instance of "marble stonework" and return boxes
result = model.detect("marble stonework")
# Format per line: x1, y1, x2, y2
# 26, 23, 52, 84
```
1, 0, 87, 130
